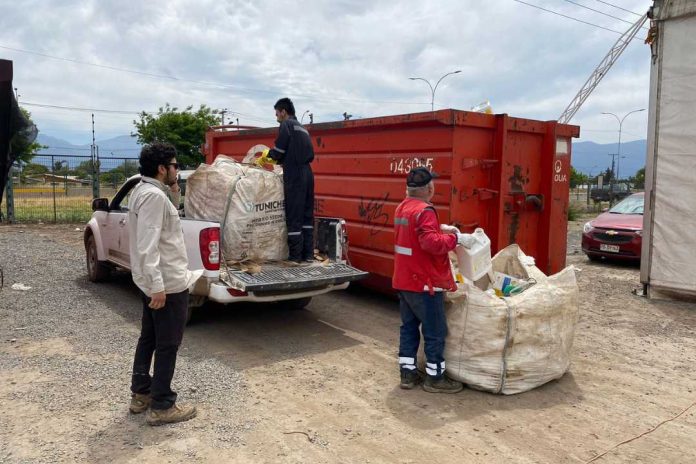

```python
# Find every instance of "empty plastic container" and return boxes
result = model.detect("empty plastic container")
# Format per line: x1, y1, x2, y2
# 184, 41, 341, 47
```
456, 228, 492, 281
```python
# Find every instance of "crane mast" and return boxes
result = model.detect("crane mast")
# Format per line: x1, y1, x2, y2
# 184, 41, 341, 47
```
558, 13, 649, 124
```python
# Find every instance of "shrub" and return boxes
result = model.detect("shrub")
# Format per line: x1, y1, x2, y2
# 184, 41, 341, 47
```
568, 203, 581, 221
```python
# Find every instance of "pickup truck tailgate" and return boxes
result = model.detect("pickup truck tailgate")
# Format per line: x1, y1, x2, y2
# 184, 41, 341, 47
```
223, 262, 368, 292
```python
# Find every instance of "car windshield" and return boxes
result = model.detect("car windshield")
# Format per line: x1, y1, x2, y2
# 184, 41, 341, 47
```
609, 195, 644, 214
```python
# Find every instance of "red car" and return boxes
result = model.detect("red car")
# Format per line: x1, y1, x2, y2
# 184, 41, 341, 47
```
581, 192, 644, 262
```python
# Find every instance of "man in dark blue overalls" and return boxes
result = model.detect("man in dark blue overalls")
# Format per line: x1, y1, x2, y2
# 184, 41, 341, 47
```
267, 98, 315, 262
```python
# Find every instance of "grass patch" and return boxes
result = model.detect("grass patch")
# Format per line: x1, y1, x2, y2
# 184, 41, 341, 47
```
5, 195, 94, 223
568, 202, 582, 221
2, 186, 121, 223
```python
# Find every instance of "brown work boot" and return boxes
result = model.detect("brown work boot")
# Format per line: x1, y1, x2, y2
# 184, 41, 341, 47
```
146, 403, 197, 426
423, 375, 464, 394
129, 393, 151, 414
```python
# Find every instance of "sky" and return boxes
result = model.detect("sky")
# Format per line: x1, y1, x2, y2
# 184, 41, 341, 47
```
1, 0, 652, 147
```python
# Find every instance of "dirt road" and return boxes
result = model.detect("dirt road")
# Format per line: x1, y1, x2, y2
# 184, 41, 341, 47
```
1, 222, 695, 463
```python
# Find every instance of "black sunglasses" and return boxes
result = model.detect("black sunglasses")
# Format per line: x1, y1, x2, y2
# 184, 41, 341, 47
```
166, 162, 180, 169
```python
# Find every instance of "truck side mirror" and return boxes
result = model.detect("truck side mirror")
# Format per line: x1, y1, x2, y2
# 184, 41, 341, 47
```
92, 198, 109, 211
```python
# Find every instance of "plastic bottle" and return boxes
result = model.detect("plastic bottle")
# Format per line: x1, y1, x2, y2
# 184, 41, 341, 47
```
455, 228, 492, 281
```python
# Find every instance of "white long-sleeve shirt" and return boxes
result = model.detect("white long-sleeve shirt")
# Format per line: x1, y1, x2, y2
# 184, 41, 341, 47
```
128, 177, 202, 296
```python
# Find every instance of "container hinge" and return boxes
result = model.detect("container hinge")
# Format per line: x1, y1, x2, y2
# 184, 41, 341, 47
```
461, 158, 499, 170
473, 188, 499, 200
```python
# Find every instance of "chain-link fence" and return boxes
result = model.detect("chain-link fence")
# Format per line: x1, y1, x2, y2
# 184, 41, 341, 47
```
1, 154, 139, 223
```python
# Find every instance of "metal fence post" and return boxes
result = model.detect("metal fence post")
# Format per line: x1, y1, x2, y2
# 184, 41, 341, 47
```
4, 169, 15, 223
91, 145, 100, 199
51, 155, 57, 223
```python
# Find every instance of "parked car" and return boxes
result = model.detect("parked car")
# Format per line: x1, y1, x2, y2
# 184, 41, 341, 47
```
590, 183, 632, 202
582, 192, 644, 262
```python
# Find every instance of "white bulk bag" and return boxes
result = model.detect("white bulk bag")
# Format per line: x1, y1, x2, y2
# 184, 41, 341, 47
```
444, 245, 579, 394
184, 155, 247, 222
185, 156, 288, 262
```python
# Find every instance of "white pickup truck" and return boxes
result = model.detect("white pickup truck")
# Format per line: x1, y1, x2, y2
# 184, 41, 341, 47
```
84, 173, 367, 321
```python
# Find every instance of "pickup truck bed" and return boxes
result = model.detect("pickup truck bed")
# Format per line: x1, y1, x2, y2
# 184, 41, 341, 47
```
224, 262, 367, 292
84, 175, 367, 313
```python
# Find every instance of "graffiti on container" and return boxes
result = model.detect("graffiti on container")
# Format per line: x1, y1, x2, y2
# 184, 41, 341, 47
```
508, 165, 528, 194
358, 193, 390, 236
389, 157, 434, 174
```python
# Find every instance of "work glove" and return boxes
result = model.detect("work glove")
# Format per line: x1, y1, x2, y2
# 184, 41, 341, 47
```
457, 233, 477, 249
440, 224, 460, 234
255, 149, 277, 167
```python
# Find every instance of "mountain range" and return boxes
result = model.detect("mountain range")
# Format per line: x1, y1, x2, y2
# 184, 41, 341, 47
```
35, 134, 648, 179
571, 139, 646, 178
37, 134, 142, 158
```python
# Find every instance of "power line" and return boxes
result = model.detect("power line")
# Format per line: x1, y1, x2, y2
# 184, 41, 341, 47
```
0, 44, 240, 89
594, 0, 643, 17
562, 0, 648, 30
22, 101, 141, 114
22, 100, 275, 125
511, 0, 643, 40
43, 146, 91, 151
42, 146, 142, 151
0, 44, 429, 106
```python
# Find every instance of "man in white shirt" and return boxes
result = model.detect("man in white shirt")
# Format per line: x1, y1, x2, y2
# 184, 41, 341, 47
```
127, 142, 200, 426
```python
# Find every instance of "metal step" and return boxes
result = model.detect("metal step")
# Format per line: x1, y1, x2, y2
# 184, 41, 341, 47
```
223, 262, 368, 292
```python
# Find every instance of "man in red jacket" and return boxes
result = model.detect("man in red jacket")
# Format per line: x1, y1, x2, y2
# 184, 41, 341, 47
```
393, 167, 474, 393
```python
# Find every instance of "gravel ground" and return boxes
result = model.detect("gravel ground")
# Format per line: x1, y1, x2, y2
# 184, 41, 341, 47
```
0, 225, 250, 463
1, 222, 695, 463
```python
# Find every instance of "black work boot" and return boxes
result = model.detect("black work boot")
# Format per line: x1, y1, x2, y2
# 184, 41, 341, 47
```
423, 375, 464, 394
301, 228, 314, 261
400, 370, 423, 390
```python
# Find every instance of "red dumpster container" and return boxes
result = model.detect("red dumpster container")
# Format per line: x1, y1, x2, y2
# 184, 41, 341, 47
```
203, 110, 580, 292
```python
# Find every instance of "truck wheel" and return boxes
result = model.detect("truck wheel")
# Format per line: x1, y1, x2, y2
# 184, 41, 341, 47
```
285, 297, 312, 310
86, 235, 110, 282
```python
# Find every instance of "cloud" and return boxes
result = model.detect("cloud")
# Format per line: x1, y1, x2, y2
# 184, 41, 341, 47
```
1, 0, 652, 144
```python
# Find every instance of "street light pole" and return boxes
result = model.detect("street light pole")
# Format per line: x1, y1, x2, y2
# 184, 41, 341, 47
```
601, 108, 645, 182
409, 70, 462, 111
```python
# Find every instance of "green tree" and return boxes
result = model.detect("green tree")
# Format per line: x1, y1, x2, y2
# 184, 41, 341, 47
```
21, 162, 49, 182
53, 160, 70, 174
570, 166, 588, 189
11, 108, 45, 164
73, 159, 101, 180
630, 167, 645, 189
132, 103, 220, 167
602, 167, 614, 184
100, 160, 139, 186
